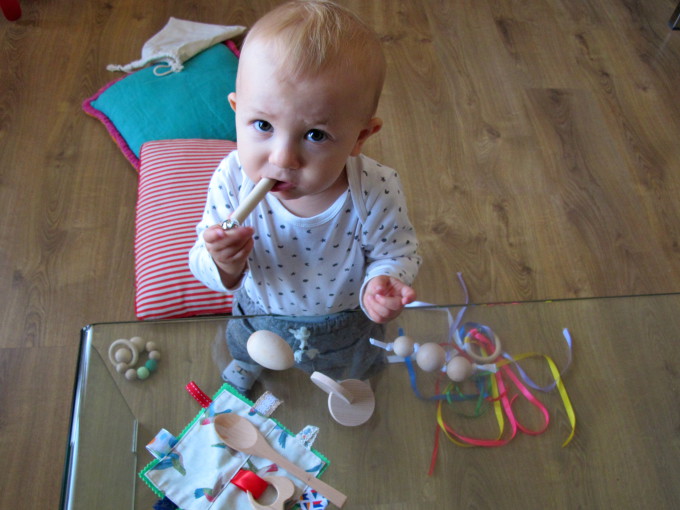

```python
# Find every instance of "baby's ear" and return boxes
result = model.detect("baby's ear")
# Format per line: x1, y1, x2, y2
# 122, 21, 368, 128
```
228, 92, 237, 112
350, 117, 383, 156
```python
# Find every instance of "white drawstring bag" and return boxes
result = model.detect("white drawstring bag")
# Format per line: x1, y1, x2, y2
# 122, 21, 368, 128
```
107, 17, 245, 75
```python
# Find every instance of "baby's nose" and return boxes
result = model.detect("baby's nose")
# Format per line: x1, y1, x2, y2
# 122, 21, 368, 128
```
269, 140, 301, 170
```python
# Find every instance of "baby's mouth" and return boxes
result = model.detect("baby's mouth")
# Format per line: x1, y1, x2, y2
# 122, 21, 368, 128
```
271, 180, 294, 192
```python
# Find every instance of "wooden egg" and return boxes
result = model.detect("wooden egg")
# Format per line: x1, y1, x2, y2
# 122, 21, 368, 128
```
415, 343, 446, 372
247, 330, 295, 370
446, 356, 474, 382
393, 335, 415, 357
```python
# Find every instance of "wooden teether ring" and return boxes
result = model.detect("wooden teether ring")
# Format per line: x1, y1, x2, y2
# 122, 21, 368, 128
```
247, 476, 296, 510
108, 338, 138, 367
455, 325, 503, 363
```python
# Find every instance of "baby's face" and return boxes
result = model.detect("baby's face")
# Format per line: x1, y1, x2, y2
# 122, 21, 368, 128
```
229, 41, 381, 217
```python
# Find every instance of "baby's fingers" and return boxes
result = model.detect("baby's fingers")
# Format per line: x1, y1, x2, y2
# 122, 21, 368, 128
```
399, 285, 417, 305
364, 294, 390, 323
374, 292, 404, 312
204, 225, 253, 247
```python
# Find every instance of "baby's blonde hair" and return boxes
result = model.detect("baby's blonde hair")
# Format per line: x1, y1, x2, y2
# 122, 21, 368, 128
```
241, 0, 386, 116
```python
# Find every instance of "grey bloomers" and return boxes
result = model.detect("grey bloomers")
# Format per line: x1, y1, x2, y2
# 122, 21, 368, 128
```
227, 289, 386, 380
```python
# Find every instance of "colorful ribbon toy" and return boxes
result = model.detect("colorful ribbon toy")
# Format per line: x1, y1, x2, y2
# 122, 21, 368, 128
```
397, 320, 576, 474
377, 274, 577, 474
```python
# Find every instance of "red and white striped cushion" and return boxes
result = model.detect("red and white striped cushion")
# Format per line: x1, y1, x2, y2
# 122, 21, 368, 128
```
135, 139, 236, 319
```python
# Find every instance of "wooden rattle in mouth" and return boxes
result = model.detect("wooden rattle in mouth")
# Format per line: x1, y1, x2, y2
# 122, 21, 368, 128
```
222, 178, 276, 230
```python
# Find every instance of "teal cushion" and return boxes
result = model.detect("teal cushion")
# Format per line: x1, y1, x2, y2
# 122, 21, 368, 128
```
83, 43, 238, 168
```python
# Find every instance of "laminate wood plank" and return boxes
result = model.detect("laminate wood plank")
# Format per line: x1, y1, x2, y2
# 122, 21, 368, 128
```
0, 346, 77, 510
389, 0, 680, 304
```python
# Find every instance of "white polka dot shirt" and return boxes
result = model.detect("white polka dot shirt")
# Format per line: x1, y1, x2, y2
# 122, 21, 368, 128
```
189, 151, 421, 316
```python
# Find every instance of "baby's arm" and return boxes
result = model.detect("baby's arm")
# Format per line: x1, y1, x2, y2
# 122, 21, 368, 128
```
356, 159, 422, 323
363, 275, 416, 323
203, 225, 254, 289
189, 152, 256, 292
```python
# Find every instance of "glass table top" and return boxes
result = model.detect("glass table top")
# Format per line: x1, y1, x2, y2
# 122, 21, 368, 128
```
60, 295, 680, 509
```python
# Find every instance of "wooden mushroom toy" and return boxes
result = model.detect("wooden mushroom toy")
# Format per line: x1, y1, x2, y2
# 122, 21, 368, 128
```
310, 372, 375, 426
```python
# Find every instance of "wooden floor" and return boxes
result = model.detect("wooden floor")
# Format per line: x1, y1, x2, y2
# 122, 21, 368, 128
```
0, 0, 679, 507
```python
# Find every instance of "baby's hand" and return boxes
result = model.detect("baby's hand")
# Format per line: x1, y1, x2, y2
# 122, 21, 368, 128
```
363, 275, 416, 323
203, 224, 255, 288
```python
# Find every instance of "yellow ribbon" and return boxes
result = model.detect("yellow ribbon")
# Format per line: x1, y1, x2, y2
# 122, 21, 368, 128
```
435, 351, 575, 447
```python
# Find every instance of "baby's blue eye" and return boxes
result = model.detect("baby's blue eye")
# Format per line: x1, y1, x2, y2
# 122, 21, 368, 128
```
254, 120, 273, 132
306, 129, 328, 143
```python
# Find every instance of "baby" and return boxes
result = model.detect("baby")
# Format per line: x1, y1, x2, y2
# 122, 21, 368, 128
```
189, 0, 421, 392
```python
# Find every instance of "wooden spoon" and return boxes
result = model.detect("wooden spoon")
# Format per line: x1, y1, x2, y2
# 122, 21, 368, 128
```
214, 413, 347, 508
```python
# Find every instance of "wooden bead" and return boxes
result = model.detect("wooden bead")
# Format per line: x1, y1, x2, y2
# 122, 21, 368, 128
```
130, 336, 145, 351
148, 350, 161, 361
115, 362, 128, 374
393, 336, 415, 357
416, 343, 446, 372
446, 356, 474, 382
145, 341, 157, 352
125, 368, 138, 380
114, 349, 132, 364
